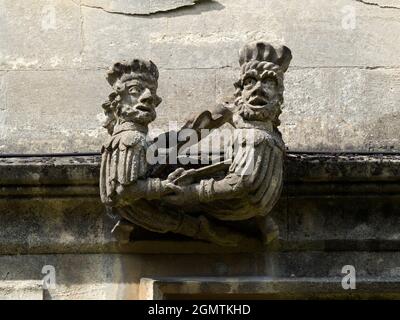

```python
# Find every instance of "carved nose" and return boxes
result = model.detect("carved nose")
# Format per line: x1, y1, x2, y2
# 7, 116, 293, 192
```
251, 81, 264, 94
139, 88, 153, 105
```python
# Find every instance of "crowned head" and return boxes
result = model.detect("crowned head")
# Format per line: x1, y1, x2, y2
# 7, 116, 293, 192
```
234, 41, 292, 127
101, 59, 162, 134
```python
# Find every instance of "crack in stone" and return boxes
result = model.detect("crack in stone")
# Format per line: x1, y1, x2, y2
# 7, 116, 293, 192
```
79, 0, 209, 17
354, 0, 400, 10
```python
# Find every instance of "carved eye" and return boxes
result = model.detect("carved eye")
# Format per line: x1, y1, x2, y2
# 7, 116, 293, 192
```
243, 77, 257, 87
129, 85, 142, 95
262, 77, 277, 87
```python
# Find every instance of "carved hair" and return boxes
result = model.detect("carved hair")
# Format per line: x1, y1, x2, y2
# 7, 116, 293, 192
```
106, 59, 159, 87
234, 60, 285, 105
232, 41, 292, 129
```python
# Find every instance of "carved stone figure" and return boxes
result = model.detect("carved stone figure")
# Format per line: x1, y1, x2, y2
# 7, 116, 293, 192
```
99, 59, 249, 246
99, 41, 292, 246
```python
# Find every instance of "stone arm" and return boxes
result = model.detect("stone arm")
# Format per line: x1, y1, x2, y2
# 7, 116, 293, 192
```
165, 141, 271, 205
100, 131, 179, 207
114, 177, 173, 206
191, 173, 249, 202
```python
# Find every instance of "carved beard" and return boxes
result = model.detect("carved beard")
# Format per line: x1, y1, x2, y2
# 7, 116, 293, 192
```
235, 96, 282, 125
117, 102, 156, 126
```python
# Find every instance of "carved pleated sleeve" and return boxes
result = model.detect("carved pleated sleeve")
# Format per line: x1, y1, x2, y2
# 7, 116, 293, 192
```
199, 128, 284, 220
229, 131, 284, 215
100, 130, 148, 205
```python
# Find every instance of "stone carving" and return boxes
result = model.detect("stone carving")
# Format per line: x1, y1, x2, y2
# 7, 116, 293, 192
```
100, 41, 292, 246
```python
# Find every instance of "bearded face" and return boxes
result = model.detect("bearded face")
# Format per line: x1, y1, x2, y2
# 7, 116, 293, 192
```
117, 78, 161, 126
242, 69, 280, 106
236, 68, 283, 124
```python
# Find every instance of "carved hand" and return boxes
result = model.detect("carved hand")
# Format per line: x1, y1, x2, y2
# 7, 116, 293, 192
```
162, 184, 201, 205
160, 179, 181, 195
167, 168, 186, 182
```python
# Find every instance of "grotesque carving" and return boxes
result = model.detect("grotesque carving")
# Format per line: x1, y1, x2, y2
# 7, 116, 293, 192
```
100, 41, 292, 246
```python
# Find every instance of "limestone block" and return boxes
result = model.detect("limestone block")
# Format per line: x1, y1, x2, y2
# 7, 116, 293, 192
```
216, 67, 400, 151
2, 66, 399, 153
0, 72, 6, 139
1, 70, 109, 153
0, 281, 43, 300
281, 68, 400, 151
0, 0, 81, 70
0, 198, 113, 254
2, 252, 400, 299
81, 0, 400, 69
82, 0, 203, 15
150, 68, 217, 133
81, 6, 164, 69
0, 0, 399, 152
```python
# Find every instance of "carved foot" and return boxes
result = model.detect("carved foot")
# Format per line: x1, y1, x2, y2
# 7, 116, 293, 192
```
196, 216, 249, 247
111, 219, 135, 244
256, 215, 279, 246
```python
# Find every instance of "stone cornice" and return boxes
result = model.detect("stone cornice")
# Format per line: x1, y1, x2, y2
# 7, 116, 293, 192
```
0, 152, 399, 255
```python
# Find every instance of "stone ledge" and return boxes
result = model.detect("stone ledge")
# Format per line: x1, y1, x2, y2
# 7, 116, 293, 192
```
0, 152, 399, 254
0, 281, 43, 300
139, 276, 400, 300
1, 152, 399, 186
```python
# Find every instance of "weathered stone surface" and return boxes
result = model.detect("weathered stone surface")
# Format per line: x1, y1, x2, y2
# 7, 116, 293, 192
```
151, 68, 217, 133
0, 153, 399, 254
139, 276, 400, 299
1, 65, 400, 153
0, 281, 43, 300
81, 0, 400, 69
0, 70, 108, 153
1, 252, 400, 299
0, 68, 219, 153
0, 153, 399, 298
154, 0, 400, 68
283, 68, 400, 151
217, 67, 400, 151
81, 6, 155, 69
0, 72, 6, 144
355, 0, 400, 9
0, 0, 399, 152
0, 0, 81, 70
82, 0, 204, 15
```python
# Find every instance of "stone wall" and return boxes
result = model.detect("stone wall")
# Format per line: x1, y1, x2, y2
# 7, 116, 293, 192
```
0, 153, 399, 299
0, 0, 399, 153
2, 152, 399, 255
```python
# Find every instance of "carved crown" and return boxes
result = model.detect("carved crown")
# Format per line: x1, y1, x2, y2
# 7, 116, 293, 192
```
239, 41, 292, 73
106, 59, 159, 89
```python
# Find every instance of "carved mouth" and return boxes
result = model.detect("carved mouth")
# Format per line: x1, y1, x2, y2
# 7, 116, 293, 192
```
248, 96, 269, 106
136, 104, 153, 112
